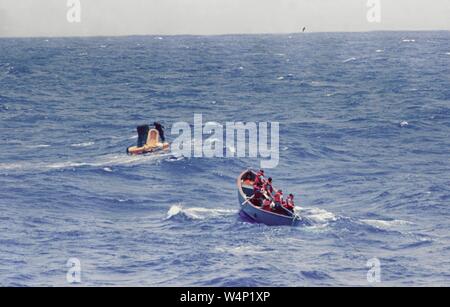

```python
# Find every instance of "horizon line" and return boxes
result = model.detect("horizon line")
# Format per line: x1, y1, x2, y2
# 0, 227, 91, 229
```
1, 29, 449, 40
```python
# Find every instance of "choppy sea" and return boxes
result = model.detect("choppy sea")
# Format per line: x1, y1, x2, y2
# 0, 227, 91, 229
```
1, 32, 450, 286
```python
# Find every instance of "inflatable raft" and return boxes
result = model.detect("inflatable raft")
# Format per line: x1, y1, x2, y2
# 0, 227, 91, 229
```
127, 125, 170, 155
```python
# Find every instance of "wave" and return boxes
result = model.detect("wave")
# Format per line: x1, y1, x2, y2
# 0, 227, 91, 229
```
214, 245, 268, 256
0, 63, 12, 80
165, 204, 341, 228
295, 207, 414, 235
342, 57, 357, 63
301, 270, 332, 280
70, 142, 95, 147
165, 155, 185, 162
399, 120, 409, 127
360, 219, 413, 230
23, 144, 51, 149
161, 203, 410, 237
165, 204, 236, 221
297, 207, 338, 226
0, 152, 172, 173
276, 73, 294, 80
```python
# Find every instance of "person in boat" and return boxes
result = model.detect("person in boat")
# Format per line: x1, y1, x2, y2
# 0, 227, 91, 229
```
284, 193, 295, 212
262, 198, 272, 211
271, 189, 284, 211
153, 122, 165, 142
254, 169, 265, 187
262, 177, 274, 199
252, 184, 264, 207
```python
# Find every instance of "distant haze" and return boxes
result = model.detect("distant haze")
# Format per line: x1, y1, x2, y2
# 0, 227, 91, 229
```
0, 0, 449, 37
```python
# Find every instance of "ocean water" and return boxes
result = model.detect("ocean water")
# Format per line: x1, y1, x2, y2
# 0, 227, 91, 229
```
1, 32, 450, 286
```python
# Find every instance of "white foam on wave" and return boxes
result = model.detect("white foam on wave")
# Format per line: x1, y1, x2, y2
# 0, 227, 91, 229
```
46, 161, 88, 169
24, 144, 51, 149
342, 57, 357, 63
166, 204, 236, 221
71, 141, 95, 147
0, 152, 172, 173
166, 155, 185, 162
402, 39, 416, 43
360, 219, 413, 230
277, 74, 293, 80
297, 207, 337, 225
74, 152, 172, 168
214, 245, 266, 256
0, 162, 29, 171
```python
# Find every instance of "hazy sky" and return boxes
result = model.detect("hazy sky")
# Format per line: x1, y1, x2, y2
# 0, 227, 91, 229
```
0, 0, 449, 37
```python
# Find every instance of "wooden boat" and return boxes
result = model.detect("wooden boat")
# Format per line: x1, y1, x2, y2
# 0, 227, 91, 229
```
127, 126, 170, 155
237, 169, 301, 226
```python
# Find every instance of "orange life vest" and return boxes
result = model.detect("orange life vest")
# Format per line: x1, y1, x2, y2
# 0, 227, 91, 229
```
274, 191, 283, 204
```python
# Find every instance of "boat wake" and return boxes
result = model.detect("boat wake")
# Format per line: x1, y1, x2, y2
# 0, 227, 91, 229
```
165, 205, 236, 221
295, 207, 414, 234
297, 207, 338, 225
0, 152, 173, 174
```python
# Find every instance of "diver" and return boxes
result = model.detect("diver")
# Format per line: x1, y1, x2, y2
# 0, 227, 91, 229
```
153, 122, 165, 142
